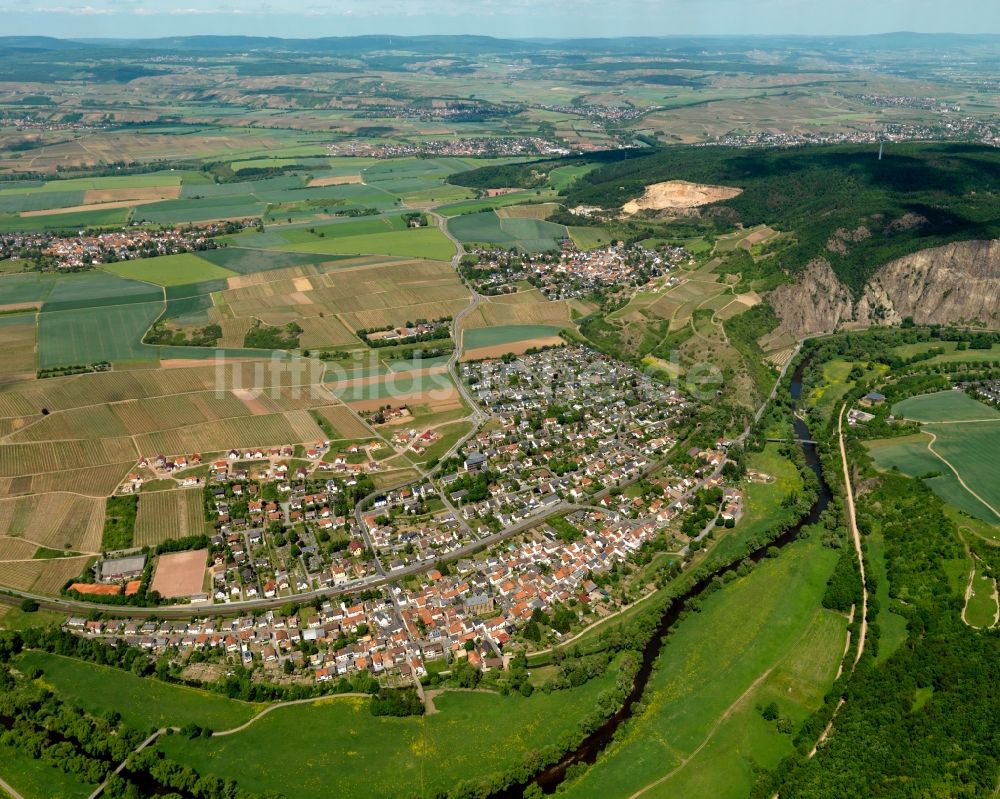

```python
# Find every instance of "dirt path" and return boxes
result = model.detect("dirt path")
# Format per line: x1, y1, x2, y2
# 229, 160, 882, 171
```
838, 404, 868, 667
625, 664, 777, 799
212, 693, 371, 737
0, 775, 26, 799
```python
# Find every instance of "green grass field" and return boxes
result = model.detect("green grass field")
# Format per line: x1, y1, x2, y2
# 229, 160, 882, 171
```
37, 301, 161, 367
870, 392, 1000, 523
463, 324, 562, 349
865, 433, 1000, 524
281, 227, 454, 260
102, 253, 238, 287
448, 210, 566, 252
964, 565, 998, 628
567, 226, 612, 250
892, 390, 1000, 423
154, 671, 620, 798
891, 341, 1000, 365
561, 529, 843, 799
19, 651, 261, 731
0, 741, 94, 799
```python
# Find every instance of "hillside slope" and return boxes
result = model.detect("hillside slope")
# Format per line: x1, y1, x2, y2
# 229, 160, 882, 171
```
769, 239, 1000, 335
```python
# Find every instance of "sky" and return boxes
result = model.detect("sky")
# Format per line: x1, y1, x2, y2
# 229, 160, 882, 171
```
5, 0, 1000, 39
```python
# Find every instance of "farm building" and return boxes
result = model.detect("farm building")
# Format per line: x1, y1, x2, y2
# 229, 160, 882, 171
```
99, 555, 147, 581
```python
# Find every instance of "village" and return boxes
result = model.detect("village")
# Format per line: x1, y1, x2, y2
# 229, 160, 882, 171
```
329, 136, 569, 159
0, 220, 250, 269
462, 240, 690, 300
65, 345, 749, 687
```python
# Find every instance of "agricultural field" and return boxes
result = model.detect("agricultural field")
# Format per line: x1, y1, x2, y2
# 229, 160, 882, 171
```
0, 492, 105, 552
866, 391, 1000, 523
448, 210, 568, 252
134, 489, 210, 547
462, 324, 564, 360
102, 254, 238, 287
561, 531, 843, 799
0, 314, 38, 386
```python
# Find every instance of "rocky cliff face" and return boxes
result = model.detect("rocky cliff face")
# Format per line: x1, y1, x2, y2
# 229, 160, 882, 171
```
769, 240, 1000, 337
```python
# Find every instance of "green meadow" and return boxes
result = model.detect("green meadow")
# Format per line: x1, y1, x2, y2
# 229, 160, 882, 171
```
19, 651, 261, 731
102, 253, 238, 287
561, 531, 843, 799
154, 672, 620, 799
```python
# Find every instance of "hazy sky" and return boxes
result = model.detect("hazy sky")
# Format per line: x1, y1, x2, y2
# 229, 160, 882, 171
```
5, 0, 1000, 39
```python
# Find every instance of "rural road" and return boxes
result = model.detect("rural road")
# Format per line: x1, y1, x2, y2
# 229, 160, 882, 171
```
87, 727, 167, 799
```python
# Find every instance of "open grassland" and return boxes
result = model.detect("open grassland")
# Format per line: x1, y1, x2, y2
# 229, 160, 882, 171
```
18, 651, 261, 731
869, 392, 1000, 523
102, 253, 238, 287
0, 493, 105, 552
0, 741, 94, 799
561, 531, 842, 799
154, 669, 620, 798
891, 341, 1000, 364
964, 564, 999, 629
134, 489, 210, 547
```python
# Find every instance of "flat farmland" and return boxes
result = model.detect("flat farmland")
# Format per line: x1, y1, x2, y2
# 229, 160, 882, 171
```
102, 254, 238, 287
448, 210, 567, 252
280, 227, 455, 261
893, 390, 1000, 423
463, 324, 564, 349
135, 489, 210, 547
37, 301, 162, 368
464, 296, 574, 329
0, 493, 106, 552
29, 556, 93, 596
0, 314, 37, 385
28, 462, 136, 498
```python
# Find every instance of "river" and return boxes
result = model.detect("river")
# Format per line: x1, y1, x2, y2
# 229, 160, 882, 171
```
495, 358, 830, 797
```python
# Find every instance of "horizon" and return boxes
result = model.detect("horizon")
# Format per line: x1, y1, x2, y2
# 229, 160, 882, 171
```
5, 0, 1000, 40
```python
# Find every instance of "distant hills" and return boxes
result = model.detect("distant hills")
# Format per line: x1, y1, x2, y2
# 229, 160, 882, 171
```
4, 32, 1000, 56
